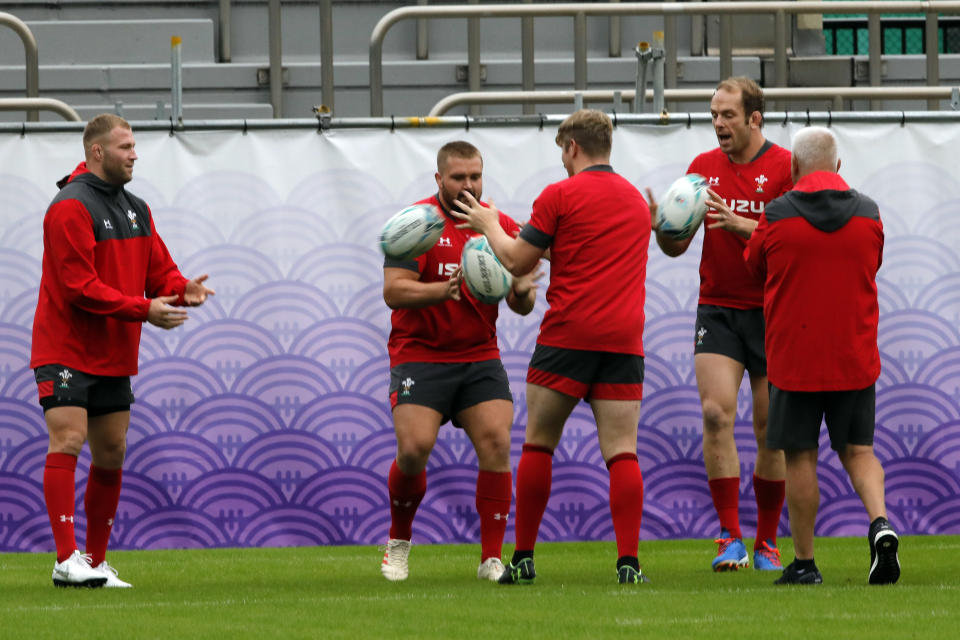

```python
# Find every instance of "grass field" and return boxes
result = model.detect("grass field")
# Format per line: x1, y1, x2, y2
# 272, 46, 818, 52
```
2, 536, 958, 639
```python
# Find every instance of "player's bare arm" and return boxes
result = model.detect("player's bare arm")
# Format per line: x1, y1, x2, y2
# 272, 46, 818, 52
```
451, 192, 544, 274
383, 266, 461, 309
506, 262, 543, 316
183, 274, 216, 306
646, 186, 694, 258
704, 188, 758, 239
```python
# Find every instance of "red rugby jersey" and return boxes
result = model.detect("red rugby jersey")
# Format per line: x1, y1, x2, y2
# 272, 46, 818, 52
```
520, 165, 649, 355
688, 141, 792, 309
31, 163, 189, 376
744, 171, 883, 391
386, 194, 520, 367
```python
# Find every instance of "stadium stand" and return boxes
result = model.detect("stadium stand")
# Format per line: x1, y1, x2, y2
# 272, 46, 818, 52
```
0, 1, 958, 120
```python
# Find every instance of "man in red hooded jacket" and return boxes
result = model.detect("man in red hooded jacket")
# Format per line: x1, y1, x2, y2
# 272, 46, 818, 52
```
742, 126, 899, 586
31, 114, 214, 588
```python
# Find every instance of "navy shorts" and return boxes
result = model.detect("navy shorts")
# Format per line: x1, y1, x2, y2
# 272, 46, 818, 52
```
767, 383, 876, 452
694, 304, 766, 376
35, 364, 134, 416
389, 359, 513, 427
526, 344, 644, 401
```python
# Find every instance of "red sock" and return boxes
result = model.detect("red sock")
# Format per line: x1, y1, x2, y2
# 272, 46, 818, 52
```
708, 477, 742, 539
387, 460, 426, 541
607, 453, 644, 559
476, 470, 512, 561
753, 474, 785, 549
514, 444, 553, 552
44, 453, 79, 562
84, 465, 123, 567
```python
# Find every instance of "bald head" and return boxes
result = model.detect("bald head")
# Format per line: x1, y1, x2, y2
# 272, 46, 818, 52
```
791, 126, 839, 182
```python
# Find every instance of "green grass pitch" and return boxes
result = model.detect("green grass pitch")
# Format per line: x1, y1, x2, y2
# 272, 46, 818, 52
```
2, 536, 958, 639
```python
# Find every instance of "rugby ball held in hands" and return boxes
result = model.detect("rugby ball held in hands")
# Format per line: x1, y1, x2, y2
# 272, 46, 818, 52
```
380, 203, 446, 260
656, 173, 709, 240
461, 235, 513, 304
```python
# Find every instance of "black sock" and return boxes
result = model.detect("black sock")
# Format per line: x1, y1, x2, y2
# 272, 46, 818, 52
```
616, 555, 639, 571
795, 557, 817, 571
510, 550, 533, 565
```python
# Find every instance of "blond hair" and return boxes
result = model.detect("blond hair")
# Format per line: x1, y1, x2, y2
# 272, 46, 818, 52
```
83, 114, 130, 154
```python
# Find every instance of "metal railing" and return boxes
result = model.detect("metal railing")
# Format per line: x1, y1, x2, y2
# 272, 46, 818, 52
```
0, 98, 81, 122
1, 12, 40, 122
428, 86, 960, 116
369, 1, 960, 117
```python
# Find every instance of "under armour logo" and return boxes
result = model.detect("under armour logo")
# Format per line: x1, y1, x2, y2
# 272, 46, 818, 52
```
103, 219, 113, 229
392, 499, 414, 508
437, 237, 452, 247
107, 518, 114, 526
59, 515, 74, 523
493, 513, 509, 521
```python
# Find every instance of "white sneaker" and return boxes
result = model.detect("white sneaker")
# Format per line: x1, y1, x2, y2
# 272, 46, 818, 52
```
477, 557, 506, 582
95, 561, 133, 588
52, 550, 107, 588
381, 538, 411, 581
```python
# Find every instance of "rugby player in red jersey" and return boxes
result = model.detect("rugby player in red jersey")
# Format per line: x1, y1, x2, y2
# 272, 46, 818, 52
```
453, 110, 652, 585
32, 114, 214, 588
380, 141, 540, 582
650, 77, 793, 572
743, 126, 899, 585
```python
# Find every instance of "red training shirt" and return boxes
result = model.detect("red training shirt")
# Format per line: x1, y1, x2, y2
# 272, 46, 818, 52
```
385, 194, 520, 367
520, 165, 649, 355
688, 141, 793, 309
743, 171, 883, 391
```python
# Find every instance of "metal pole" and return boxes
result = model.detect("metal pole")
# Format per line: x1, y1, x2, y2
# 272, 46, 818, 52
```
522, 0, 535, 115
219, 0, 231, 62
926, 11, 939, 110
575, 11, 587, 90
268, 0, 282, 118
171, 36, 183, 123
664, 0, 677, 89
653, 30, 665, 114
719, 13, 733, 80
868, 12, 881, 110
417, 0, 429, 60
468, 0, 481, 116
635, 41, 651, 114
0, 12, 40, 121
320, 0, 334, 112
773, 9, 787, 112
609, 0, 621, 57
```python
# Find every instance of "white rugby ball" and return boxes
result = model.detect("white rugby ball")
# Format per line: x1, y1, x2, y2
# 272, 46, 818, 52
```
379, 203, 446, 260
656, 173, 709, 240
461, 235, 513, 304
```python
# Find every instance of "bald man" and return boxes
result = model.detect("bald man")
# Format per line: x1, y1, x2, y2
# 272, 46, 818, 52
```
741, 126, 900, 585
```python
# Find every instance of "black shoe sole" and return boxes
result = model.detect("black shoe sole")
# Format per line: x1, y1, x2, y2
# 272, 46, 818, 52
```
869, 531, 900, 585
53, 577, 107, 588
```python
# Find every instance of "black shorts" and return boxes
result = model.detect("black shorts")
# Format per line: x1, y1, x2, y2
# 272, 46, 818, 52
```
694, 304, 766, 376
389, 359, 513, 427
526, 344, 644, 401
34, 364, 134, 416
767, 383, 876, 452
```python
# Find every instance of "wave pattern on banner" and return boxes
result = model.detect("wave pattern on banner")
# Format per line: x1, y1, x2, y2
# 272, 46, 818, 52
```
1, 142, 959, 551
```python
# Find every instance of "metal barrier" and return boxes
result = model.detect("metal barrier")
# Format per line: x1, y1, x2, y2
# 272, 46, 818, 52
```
1, 12, 40, 122
428, 86, 960, 117
369, 1, 960, 117
0, 98, 81, 122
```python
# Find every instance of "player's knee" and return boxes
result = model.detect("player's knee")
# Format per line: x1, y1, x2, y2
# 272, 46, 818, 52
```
701, 399, 733, 433
92, 440, 127, 467
475, 432, 510, 468
396, 441, 432, 471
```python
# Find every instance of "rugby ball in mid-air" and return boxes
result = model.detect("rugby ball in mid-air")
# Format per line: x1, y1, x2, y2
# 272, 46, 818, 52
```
461, 235, 513, 304
656, 173, 710, 240
379, 203, 446, 260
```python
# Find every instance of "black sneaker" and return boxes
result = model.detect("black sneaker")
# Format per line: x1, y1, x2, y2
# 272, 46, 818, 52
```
773, 560, 823, 585
617, 565, 650, 584
868, 518, 901, 585
498, 557, 536, 585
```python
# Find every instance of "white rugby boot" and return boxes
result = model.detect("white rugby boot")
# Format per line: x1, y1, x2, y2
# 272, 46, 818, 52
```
95, 560, 133, 588
380, 538, 411, 581
52, 550, 107, 588
477, 557, 506, 582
